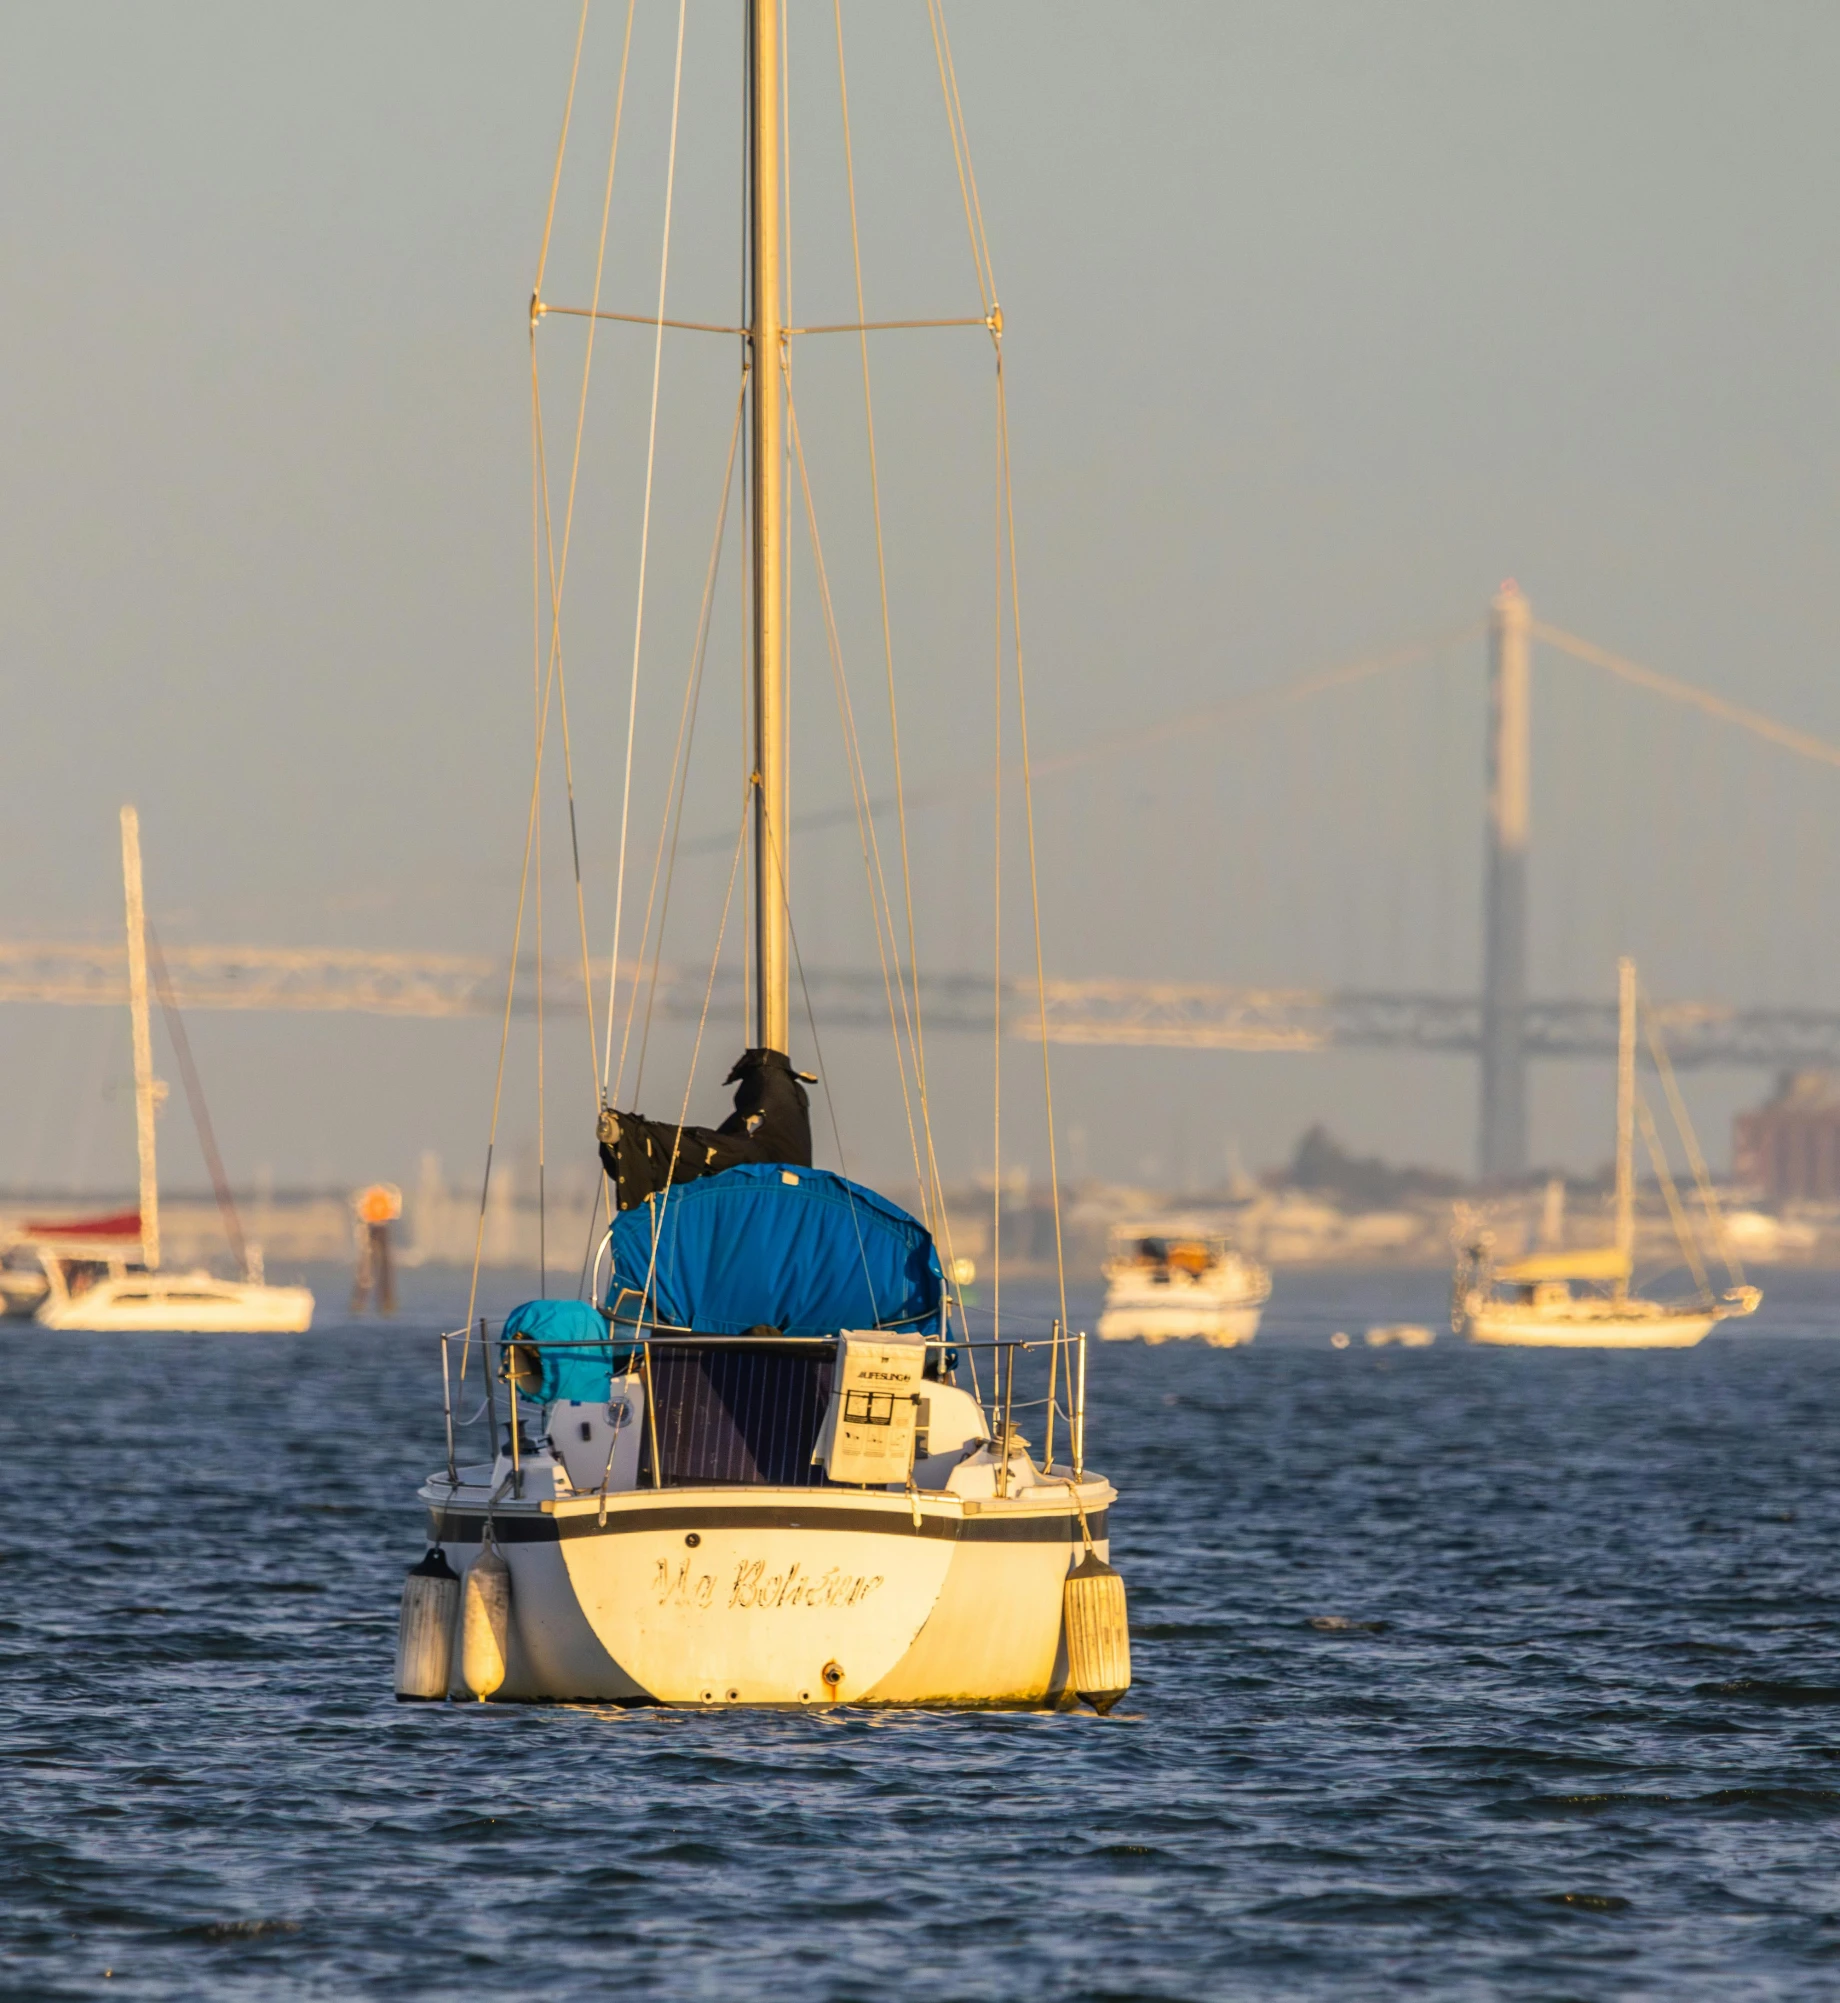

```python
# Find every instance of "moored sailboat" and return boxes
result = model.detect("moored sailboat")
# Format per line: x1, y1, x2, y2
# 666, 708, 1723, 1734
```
1455, 957, 1759, 1348
397, 1, 1127, 1710
15, 808, 314, 1335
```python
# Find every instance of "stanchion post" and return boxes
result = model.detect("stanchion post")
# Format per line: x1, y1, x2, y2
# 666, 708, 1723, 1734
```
504, 1332, 523, 1499
482, 1317, 500, 1475
441, 1333, 457, 1485
1074, 1331, 1087, 1479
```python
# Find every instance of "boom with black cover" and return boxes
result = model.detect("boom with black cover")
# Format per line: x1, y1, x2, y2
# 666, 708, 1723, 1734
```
596, 1048, 813, 1211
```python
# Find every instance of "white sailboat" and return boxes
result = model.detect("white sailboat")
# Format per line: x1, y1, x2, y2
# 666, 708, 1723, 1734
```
23, 808, 314, 1335
395, 3, 1127, 1711
1098, 1219, 1271, 1346
1455, 957, 1759, 1348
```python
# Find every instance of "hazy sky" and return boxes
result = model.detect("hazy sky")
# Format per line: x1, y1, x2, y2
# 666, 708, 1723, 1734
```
5, 2, 1839, 1202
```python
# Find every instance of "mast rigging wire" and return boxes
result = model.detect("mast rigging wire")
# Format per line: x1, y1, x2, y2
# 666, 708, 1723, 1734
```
465, 0, 638, 1357
605, 0, 690, 1106
832, 0, 952, 1253
622, 374, 751, 1105
144, 923, 249, 1281
782, 381, 930, 1221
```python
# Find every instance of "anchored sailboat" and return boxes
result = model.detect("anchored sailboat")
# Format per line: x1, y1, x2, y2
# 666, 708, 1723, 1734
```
20, 808, 314, 1335
396, 2, 1127, 1710
1455, 957, 1759, 1348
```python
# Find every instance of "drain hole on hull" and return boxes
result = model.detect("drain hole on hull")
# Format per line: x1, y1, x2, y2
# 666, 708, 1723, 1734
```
727, 1689, 739, 1700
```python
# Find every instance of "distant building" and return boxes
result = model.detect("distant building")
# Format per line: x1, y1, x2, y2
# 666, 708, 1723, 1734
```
1733, 1072, 1840, 1203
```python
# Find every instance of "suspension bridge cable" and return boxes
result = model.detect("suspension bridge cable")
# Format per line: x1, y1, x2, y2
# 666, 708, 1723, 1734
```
1535, 620, 1840, 772
673, 622, 1481, 860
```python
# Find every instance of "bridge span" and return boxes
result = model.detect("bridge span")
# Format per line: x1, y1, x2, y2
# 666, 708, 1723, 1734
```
8, 592, 1840, 1161
3, 940, 1835, 1073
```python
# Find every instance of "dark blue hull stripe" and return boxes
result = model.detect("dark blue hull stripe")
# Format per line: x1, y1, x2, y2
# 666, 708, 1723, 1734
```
424, 1501, 1106, 1547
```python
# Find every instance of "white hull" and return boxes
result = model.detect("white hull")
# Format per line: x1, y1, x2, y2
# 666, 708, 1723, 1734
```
37, 1269, 315, 1333
422, 1472, 1113, 1707
1098, 1302, 1262, 1346
1099, 1240, 1270, 1348
1462, 1302, 1716, 1349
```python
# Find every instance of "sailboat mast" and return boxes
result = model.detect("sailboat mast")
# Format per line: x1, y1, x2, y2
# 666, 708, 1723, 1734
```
749, 0, 789, 1056
1613, 954, 1635, 1299
120, 804, 161, 1270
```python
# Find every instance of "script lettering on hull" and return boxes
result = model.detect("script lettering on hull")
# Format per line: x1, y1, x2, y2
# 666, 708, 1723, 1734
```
651, 1555, 885, 1612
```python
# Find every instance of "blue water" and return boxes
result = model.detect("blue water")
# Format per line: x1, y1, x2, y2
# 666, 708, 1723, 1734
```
5, 1266, 1840, 2000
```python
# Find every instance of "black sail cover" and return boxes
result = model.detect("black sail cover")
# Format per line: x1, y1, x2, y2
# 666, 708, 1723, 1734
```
597, 1048, 813, 1211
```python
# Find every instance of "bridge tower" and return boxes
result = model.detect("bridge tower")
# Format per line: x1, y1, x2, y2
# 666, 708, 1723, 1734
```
1479, 581, 1531, 1181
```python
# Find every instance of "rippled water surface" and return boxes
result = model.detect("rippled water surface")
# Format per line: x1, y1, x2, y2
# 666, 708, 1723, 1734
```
6, 1266, 1840, 2000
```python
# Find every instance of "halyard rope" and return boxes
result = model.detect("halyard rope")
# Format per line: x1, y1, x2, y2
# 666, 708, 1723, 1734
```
604, 0, 690, 1104
468, 0, 636, 1361
621, 373, 750, 1107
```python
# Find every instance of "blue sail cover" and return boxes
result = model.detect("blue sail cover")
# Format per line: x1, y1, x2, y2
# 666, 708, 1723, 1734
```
501, 1297, 623, 1403
607, 1163, 942, 1339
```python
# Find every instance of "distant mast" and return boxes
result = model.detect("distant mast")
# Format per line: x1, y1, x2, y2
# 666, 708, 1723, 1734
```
1613, 954, 1636, 1299
120, 804, 161, 1270
749, 0, 789, 1056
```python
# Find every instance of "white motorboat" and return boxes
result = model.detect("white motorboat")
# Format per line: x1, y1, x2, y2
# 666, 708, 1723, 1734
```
15, 809, 314, 1336
393, 4, 1128, 1713
1098, 1221, 1271, 1346
1456, 958, 1759, 1349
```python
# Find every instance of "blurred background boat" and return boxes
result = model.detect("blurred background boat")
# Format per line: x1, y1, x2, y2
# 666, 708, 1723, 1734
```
6, 809, 314, 1335
1098, 1217, 1272, 1346
1455, 958, 1759, 1348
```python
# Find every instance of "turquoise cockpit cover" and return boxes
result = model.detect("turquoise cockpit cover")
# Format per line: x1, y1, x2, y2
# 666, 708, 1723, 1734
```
500, 1297, 620, 1404
607, 1162, 942, 1339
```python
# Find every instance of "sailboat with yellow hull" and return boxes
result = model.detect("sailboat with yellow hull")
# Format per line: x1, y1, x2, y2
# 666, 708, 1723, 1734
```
1456, 958, 1759, 1349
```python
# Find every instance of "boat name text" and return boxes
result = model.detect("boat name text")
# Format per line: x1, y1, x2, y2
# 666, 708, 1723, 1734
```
651, 1555, 885, 1612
